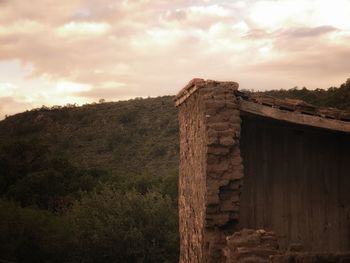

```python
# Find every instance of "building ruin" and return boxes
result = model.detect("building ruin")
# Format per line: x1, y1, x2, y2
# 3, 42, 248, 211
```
175, 79, 350, 262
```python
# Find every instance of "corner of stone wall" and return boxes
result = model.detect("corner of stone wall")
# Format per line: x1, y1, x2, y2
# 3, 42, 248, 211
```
176, 79, 243, 263
200, 81, 244, 262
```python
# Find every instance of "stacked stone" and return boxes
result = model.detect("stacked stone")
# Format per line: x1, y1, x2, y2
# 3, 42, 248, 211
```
201, 80, 243, 262
177, 80, 209, 263
270, 252, 350, 263
225, 229, 279, 263
177, 79, 350, 263
176, 79, 243, 263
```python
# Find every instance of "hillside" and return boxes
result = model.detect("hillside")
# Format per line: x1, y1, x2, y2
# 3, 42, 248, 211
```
0, 79, 350, 262
255, 78, 350, 110
0, 96, 180, 263
0, 96, 178, 175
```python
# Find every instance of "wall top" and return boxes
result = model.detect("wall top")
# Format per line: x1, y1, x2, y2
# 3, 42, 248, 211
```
175, 78, 239, 107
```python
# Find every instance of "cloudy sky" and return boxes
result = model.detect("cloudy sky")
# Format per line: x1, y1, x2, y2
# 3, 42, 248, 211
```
0, 0, 350, 119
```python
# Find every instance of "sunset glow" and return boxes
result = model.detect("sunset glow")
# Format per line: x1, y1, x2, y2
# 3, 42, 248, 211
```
0, 0, 349, 119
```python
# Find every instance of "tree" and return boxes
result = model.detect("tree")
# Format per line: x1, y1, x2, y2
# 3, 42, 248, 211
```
69, 185, 179, 263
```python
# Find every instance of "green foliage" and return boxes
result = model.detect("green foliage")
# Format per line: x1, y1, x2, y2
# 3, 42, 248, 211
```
0, 96, 179, 178
0, 199, 75, 263
259, 79, 350, 110
0, 139, 101, 212
69, 186, 178, 263
0, 96, 179, 262
0, 174, 179, 262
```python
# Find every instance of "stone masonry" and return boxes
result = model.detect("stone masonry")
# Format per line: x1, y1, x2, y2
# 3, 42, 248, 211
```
224, 229, 350, 262
225, 229, 279, 263
176, 79, 244, 263
176, 79, 350, 263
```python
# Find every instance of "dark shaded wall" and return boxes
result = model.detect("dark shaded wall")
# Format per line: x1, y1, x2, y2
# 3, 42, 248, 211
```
239, 112, 350, 252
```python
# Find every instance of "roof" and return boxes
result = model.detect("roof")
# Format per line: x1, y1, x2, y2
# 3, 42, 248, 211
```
236, 91, 350, 133
176, 79, 350, 133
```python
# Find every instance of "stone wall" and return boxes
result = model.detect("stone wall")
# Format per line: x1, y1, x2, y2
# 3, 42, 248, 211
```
177, 79, 243, 263
225, 229, 279, 263
176, 79, 350, 262
225, 229, 350, 263
178, 81, 208, 263
271, 252, 350, 262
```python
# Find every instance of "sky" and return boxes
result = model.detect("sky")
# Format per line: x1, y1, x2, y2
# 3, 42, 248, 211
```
0, 0, 350, 119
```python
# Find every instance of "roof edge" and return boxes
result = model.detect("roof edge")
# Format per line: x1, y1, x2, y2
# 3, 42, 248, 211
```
236, 91, 350, 123
239, 99, 350, 133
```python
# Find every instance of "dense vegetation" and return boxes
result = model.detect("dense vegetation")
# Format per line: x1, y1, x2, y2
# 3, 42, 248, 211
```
256, 78, 350, 111
0, 96, 179, 263
0, 80, 349, 262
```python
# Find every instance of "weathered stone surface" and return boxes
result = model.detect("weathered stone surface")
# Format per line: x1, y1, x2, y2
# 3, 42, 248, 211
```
217, 128, 236, 135
207, 193, 220, 205
219, 191, 240, 202
220, 200, 239, 212
177, 79, 244, 263
207, 205, 219, 214
208, 122, 232, 131
177, 79, 350, 263
270, 252, 350, 263
178, 88, 207, 263
225, 229, 279, 263
220, 180, 242, 191
205, 101, 226, 110
231, 155, 243, 165
226, 101, 239, 109
229, 115, 242, 123
223, 169, 244, 180
207, 146, 230, 155
208, 162, 230, 174
207, 212, 231, 226
220, 136, 236, 146
226, 229, 350, 263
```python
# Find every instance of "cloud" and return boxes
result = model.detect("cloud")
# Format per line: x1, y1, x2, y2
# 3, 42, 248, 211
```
77, 87, 140, 101
1, 0, 350, 119
281, 26, 338, 38
252, 45, 350, 76
56, 21, 112, 37
0, 97, 33, 119
0, 20, 47, 36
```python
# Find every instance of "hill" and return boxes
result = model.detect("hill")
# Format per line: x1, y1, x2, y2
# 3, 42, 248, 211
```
0, 96, 178, 175
0, 96, 179, 209
255, 78, 350, 110
0, 96, 180, 263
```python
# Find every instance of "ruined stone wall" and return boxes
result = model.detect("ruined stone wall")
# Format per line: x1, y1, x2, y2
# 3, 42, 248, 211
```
271, 252, 350, 262
225, 229, 279, 263
177, 79, 350, 262
225, 229, 350, 263
177, 79, 244, 263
